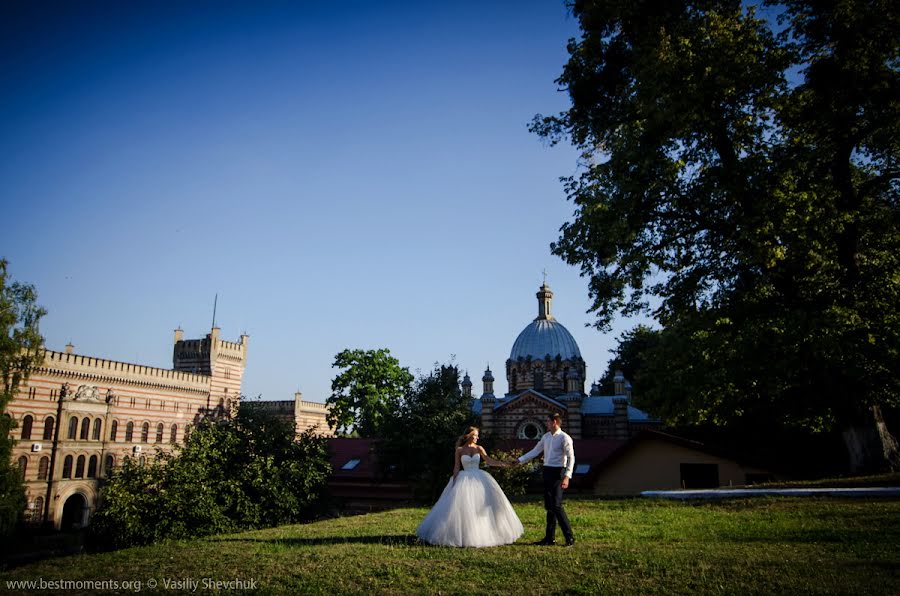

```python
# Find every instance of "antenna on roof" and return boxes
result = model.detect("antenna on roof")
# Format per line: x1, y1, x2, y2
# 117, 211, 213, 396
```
212, 293, 218, 329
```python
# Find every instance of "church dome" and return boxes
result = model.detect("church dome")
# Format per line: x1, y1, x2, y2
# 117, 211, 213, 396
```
509, 283, 582, 361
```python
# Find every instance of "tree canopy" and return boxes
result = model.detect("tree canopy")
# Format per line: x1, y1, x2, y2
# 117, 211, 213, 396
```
379, 363, 475, 501
533, 1, 899, 471
0, 259, 45, 535
326, 348, 414, 437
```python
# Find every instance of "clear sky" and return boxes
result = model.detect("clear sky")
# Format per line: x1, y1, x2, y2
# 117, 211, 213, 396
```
1, 0, 652, 403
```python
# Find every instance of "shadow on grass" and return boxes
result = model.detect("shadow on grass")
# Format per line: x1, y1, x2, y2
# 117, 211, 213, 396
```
208, 534, 421, 547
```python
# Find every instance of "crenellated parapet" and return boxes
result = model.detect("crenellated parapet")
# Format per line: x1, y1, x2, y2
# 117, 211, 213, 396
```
39, 350, 210, 395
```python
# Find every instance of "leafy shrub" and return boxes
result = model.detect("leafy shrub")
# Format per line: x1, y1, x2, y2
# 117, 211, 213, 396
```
91, 406, 331, 549
488, 449, 538, 497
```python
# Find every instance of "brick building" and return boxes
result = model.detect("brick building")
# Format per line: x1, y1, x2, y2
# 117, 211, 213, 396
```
7, 326, 248, 529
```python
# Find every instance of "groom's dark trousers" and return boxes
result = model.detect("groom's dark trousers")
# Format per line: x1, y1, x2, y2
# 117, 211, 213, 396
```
542, 466, 573, 543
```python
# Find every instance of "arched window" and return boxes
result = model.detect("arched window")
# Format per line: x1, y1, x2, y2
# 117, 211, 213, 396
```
92, 419, 102, 441
141, 422, 149, 443
104, 454, 114, 476
21, 415, 33, 440
156, 423, 164, 443
110, 420, 118, 441
170, 424, 178, 444
87, 455, 98, 478
33, 496, 44, 523
38, 456, 49, 480
62, 455, 73, 478
79, 417, 90, 440
125, 422, 134, 442
17, 456, 27, 479
43, 416, 55, 440
184, 425, 192, 442
67, 417, 78, 440
75, 455, 85, 478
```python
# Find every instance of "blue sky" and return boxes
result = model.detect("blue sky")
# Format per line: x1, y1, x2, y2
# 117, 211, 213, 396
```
1, 1, 652, 403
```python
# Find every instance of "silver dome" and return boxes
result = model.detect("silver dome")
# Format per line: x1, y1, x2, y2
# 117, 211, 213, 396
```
509, 319, 582, 361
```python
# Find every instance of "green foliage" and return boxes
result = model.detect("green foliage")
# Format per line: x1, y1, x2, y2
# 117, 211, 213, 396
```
379, 363, 475, 502
326, 348, 414, 437
487, 449, 538, 497
599, 324, 661, 397
91, 406, 331, 549
0, 259, 45, 536
533, 1, 900, 467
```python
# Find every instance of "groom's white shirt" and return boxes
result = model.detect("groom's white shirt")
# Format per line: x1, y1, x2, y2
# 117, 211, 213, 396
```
518, 429, 575, 479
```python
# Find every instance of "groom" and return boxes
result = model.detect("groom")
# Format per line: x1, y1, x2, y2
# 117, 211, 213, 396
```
515, 412, 575, 546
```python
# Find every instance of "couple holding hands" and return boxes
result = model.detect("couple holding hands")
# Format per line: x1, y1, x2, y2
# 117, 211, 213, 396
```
416, 412, 575, 548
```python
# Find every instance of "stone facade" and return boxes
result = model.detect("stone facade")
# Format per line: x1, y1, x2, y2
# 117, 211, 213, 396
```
243, 391, 333, 437
7, 326, 247, 529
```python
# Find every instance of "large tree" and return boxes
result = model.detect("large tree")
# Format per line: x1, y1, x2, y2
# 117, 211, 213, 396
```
0, 259, 45, 535
533, 1, 899, 472
379, 363, 475, 501
326, 348, 414, 437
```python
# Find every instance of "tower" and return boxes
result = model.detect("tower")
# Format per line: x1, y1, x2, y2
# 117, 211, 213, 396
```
173, 327, 249, 412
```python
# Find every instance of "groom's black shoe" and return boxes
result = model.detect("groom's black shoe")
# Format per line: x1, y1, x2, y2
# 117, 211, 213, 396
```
564, 537, 576, 547
532, 539, 555, 546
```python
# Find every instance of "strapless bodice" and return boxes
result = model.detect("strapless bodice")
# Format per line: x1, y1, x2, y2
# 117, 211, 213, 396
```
461, 453, 481, 471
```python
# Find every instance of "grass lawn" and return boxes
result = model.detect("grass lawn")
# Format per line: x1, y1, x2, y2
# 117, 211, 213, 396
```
2, 496, 899, 595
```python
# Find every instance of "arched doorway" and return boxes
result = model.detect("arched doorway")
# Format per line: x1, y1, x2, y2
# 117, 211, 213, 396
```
60, 493, 87, 530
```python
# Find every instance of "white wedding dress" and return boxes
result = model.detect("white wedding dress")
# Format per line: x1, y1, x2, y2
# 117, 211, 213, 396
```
416, 453, 524, 547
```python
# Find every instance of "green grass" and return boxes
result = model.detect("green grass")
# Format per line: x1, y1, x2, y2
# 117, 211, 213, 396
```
2, 496, 899, 595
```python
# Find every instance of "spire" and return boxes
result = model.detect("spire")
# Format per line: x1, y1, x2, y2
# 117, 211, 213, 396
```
461, 371, 473, 398
536, 282, 554, 321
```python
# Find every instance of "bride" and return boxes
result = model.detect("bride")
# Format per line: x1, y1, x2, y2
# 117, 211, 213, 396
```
416, 426, 524, 547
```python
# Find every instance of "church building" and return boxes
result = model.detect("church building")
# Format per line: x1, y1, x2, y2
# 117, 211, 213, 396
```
467, 283, 659, 440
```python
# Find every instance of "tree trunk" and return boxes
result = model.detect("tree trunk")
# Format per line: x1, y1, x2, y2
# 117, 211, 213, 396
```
842, 406, 900, 474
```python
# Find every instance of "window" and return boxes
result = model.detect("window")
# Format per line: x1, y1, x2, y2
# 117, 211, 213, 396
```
104, 455, 114, 477
67, 417, 78, 440
87, 455, 98, 478
110, 420, 118, 441
62, 455, 73, 478
341, 459, 361, 470
534, 370, 544, 390
139, 456, 146, 466
92, 419, 102, 441
21, 415, 33, 439
38, 456, 49, 480
75, 455, 85, 478
33, 496, 44, 523
80, 417, 90, 440
125, 422, 134, 442
517, 421, 543, 440
156, 423, 164, 443
170, 424, 177, 444
680, 463, 719, 489
17, 456, 27, 479
141, 422, 149, 443
43, 416, 55, 440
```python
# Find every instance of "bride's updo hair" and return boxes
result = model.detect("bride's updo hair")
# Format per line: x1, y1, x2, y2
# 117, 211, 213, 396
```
457, 426, 479, 447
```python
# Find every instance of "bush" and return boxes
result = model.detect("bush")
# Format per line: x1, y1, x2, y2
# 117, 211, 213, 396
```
91, 407, 331, 549
488, 449, 538, 497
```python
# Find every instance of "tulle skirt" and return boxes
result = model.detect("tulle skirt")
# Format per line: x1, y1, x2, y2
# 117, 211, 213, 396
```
416, 469, 524, 547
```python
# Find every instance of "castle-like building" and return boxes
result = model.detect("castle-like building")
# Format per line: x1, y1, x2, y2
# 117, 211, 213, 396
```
7, 326, 248, 529
467, 283, 659, 440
